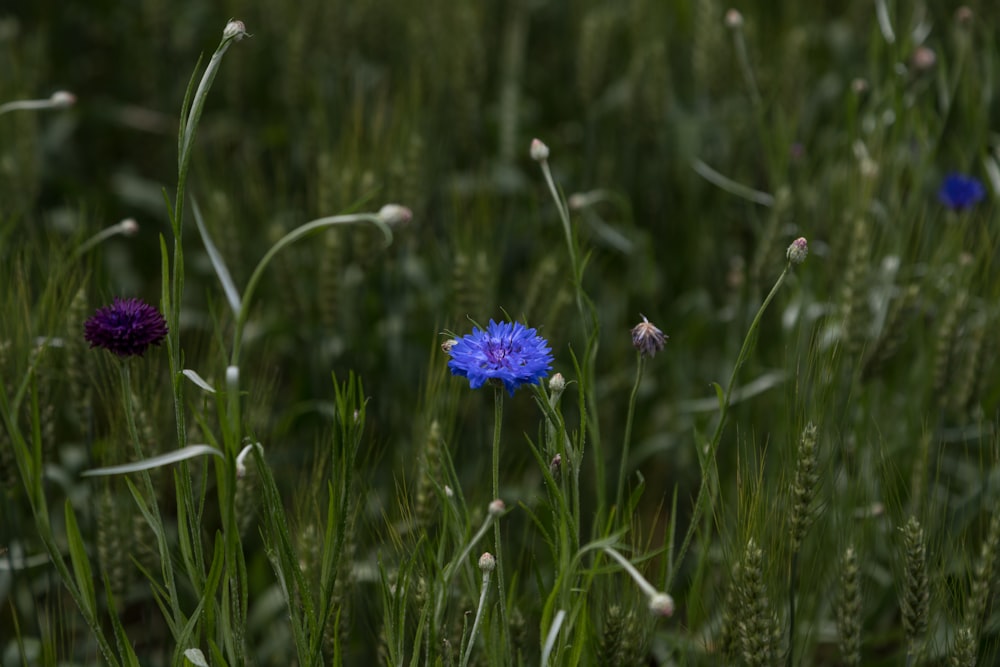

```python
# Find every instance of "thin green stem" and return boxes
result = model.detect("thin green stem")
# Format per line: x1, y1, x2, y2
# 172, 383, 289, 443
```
615, 353, 644, 515
491, 386, 513, 663
788, 551, 799, 667
538, 157, 604, 512
667, 262, 792, 592
119, 362, 183, 635
230, 213, 390, 367
460, 569, 493, 667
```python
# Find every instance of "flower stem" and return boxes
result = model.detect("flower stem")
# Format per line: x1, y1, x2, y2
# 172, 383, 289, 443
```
119, 362, 183, 632
230, 213, 390, 367
787, 551, 799, 667
615, 353, 644, 516
667, 262, 792, 592
491, 386, 512, 660
538, 156, 605, 512
460, 569, 493, 667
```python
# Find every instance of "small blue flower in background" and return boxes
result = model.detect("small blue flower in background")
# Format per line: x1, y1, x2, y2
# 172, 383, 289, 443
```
447, 319, 553, 396
84, 297, 168, 357
939, 173, 986, 210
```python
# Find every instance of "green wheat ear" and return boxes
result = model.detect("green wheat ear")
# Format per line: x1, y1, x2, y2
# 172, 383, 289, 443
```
839, 216, 871, 357
835, 545, 862, 667
414, 419, 443, 529
96, 483, 129, 606
949, 626, 977, 667
964, 511, 1000, 634
596, 605, 646, 667
64, 286, 92, 433
900, 517, 929, 661
736, 539, 780, 667
789, 422, 819, 552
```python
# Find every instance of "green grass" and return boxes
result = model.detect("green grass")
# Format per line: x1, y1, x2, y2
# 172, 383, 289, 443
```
2, 2, 1000, 665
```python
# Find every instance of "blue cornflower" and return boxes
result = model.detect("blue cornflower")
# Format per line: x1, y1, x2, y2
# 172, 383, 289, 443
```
84, 297, 168, 357
939, 173, 986, 210
447, 319, 554, 396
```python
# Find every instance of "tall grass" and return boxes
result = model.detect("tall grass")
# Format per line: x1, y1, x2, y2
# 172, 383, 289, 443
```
2, 2, 1000, 666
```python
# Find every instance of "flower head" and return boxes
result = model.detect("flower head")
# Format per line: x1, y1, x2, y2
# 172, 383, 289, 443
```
631, 315, 667, 358
84, 297, 168, 357
939, 173, 986, 210
447, 319, 553, 396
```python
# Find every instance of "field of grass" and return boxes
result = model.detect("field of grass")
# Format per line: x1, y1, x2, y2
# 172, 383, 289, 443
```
2, 1, 1000, 665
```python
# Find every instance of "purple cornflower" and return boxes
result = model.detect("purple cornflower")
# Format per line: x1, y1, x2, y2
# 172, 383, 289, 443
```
84, 297, 168, 357
939, 173, 986, 210
447, 319, 553, 396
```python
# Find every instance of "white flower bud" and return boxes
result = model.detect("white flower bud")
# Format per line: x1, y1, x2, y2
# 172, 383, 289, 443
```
478, 552, 496, 572
49, 91, 76, 108
488, 499, 506, 517
530, 138, 550, 162
223, 20, 248, 42
119, 218, 139, 236
648, 592, 675, 617
786, 237, 808, 265
377, 204, 413, 226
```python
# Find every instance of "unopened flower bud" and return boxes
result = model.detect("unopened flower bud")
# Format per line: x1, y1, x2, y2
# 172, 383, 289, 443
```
236, 442, 262, 479
549, 372, 566, 397
631, 315, 667, 358
648, 592, 675, 617
549, 453, 562, 480
724, 9, 743, 29
786, 237, 808, 265
530, 138, 549, 162
119, 218, 139, 236
478, 552, 496, 572
378, 204, 413, 226
955, 6, 973, 26
911, 46, 936, 72
49, 91, 76, 108
488, 499, 506, 517
223, 20, 248, 41
226, 365, 239, 391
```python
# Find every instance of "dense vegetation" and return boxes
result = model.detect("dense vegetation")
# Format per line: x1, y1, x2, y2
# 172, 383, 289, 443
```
2, 2, 1000, 665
